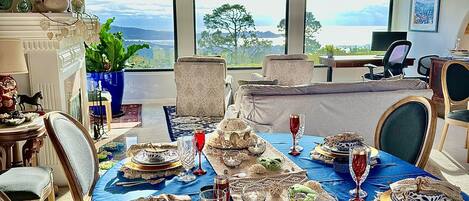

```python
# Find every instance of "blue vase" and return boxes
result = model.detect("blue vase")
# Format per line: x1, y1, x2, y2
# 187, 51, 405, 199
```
87, 70, 125, 117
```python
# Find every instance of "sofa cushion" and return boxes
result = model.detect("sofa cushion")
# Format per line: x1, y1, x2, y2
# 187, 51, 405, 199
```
237, 79, 428, 97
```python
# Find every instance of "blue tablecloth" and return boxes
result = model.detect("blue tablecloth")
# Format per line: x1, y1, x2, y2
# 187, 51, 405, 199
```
92, 133, 469, 201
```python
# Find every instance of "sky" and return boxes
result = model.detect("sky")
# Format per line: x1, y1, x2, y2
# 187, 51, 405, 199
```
87, 0, 390, 33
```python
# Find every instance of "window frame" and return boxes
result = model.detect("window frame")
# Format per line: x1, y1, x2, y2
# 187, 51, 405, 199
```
302, 0, 394, 54
192, 0, 290, 70
125, 0, 179, 72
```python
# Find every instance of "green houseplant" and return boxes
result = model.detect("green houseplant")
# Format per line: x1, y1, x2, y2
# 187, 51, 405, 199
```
86, 17, 149, 117
325, 44, 335, 58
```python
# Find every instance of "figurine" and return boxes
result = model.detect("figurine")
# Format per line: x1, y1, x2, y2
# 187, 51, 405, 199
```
18, 91, 43, 111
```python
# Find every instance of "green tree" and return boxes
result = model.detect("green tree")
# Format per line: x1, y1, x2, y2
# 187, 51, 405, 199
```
278, 12, 322, 53
198, 4, 272, 65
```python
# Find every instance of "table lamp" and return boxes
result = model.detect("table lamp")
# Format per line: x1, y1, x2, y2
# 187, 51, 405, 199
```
0, 39, 28, 113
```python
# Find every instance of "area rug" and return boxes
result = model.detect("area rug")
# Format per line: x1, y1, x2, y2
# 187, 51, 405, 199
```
163, 106, 223, 141
90, 104, 142, 129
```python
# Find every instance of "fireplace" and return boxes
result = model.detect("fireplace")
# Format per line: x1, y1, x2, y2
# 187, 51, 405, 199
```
0, 13, 90, 186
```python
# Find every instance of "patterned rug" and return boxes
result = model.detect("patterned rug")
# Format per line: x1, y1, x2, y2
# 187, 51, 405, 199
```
163, 106, 223, 141
90, 104, 142, 129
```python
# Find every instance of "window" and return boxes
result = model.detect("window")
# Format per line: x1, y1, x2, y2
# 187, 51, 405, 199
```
305, 0, 390, 63
87, 0, 176, 70
195, 0, 287, 68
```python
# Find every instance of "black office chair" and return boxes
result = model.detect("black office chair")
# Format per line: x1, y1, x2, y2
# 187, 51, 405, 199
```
364, 40, 412, 80
416, 55, 439, 83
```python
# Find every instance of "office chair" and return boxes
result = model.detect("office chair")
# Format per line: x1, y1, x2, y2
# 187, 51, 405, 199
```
416, 55, 439, 83
363, 40, 412, 80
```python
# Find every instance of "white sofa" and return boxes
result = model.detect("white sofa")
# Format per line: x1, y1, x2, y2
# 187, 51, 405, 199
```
228, 79, 432, 144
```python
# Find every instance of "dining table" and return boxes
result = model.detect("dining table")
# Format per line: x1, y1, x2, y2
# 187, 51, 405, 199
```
92, 133, 469, 201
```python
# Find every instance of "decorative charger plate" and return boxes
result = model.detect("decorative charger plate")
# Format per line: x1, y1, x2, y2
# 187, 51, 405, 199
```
124, 159, 182, 172
131, 149, 179, 166
377, 190, 450, 201
0, 117, 43, 133
314, 144, 379, 158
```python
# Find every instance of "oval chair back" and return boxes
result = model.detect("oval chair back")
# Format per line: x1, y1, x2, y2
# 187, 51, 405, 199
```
383, 40, 412, 77
44, 112, 99, 201
374, 96, 436, 168
441, 61, 469, 115
417, 55, 439, 79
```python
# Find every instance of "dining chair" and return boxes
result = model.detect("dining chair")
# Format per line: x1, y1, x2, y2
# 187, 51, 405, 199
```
44, 112, 100, 201
363, 40, 412, 80
0, 191, 11, 201
436, 61, 469, 162
416, 55, 439, 83
0, 167, 54, 201
374, 96, 437, 168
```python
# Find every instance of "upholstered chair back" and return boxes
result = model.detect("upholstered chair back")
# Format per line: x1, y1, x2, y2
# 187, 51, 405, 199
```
265, 60, 314, 86
442, 61, 469, 105
374, 96, 436, 168
174, 56, 226, 117
44, 112, 99, 200
262, 54, 308, 77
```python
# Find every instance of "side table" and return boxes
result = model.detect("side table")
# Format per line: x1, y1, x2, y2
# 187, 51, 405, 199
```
0, 126, 46, 170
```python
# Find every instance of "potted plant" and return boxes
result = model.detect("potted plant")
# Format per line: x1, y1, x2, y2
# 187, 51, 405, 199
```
325, 44, 335, 58
86, 18, 149, 117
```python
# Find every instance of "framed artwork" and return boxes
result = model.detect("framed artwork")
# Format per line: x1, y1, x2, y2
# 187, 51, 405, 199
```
409, 0, 441, 32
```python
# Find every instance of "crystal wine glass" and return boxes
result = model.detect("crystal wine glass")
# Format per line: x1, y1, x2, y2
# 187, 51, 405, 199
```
349, 146, 371, 200
193, 129, 207, 175
289, 114, 301, 156
177, 136, 196, 182
290, 114, 305, 152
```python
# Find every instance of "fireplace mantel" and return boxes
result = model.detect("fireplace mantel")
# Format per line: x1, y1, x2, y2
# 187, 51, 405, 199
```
0, 13, 90, 186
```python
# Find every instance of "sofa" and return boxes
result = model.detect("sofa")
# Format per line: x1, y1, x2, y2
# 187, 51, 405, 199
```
227, 79, 432, 144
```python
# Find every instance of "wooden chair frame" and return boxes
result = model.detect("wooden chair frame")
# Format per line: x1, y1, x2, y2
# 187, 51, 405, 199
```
374, 96, 437, 168
436, 61, 469, 162
44, 112, 99, 201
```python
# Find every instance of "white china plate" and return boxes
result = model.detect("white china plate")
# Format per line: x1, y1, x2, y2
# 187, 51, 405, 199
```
0, 117, 43, 133
131, 149, 179, 166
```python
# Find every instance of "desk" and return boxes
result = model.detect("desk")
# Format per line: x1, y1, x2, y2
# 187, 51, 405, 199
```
320, 55, 416, 82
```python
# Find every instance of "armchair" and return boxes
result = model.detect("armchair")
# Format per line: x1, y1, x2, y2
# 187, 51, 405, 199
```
363, 40, 412, 80
252, 54, 313, 85
174, 56, 229, 117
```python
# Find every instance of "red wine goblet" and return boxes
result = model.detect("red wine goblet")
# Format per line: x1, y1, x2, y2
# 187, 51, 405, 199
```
193, 129, 207, 176
289, 114, 301, 156
349, 146, 371, 200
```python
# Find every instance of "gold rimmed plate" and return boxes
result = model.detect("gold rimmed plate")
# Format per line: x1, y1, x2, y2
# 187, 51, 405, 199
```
314, 145, 379, 158
378, 190, 391, 201
124, 159, 182, 172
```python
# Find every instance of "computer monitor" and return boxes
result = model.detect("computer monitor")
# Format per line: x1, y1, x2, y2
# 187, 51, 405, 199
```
371, 31, 407, 51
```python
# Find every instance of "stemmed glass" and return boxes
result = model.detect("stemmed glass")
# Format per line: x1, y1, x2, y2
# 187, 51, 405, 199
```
290, 114, 305, 152
193, 129, 207, 175
289, 114, 301, 156
349, 146, 371, 201
177, 136, 196, 182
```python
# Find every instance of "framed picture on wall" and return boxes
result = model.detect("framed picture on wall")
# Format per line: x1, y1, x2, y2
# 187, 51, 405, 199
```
409, 0, 441, 32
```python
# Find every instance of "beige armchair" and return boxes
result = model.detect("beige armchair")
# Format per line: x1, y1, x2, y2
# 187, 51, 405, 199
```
252, 54, 314, 85
174, 56, 232, 117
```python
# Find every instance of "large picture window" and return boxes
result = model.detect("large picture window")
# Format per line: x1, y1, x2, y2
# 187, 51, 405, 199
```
195, 0, 287, 68
305, 0, 390, 63
87, 0, 176, 70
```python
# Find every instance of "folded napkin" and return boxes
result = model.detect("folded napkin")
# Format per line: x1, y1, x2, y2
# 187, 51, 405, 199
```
133, 194, 191, 201
390, 176, 463, 201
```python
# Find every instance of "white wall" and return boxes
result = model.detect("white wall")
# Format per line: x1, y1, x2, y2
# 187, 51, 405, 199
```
392, 0, 469, 76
